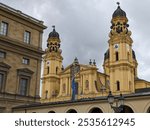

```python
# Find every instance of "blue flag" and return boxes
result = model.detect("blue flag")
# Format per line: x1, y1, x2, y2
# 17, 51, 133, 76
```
71, 77, 76, 100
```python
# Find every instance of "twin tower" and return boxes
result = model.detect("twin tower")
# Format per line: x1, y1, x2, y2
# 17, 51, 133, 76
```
41, 3, 138, 102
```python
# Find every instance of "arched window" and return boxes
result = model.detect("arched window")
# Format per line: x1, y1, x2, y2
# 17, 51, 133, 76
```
120, 105, 134, 113
56, 67, 58, 74
47, 66, 49, 74
45, 90, 48, 99
116, 81, 120, 91
116, 51, 119, 61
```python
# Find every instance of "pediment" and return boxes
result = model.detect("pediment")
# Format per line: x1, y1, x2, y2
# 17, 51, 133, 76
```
61, 63, 96, 74
0, 62, 11, 69
17, 68, 34, 74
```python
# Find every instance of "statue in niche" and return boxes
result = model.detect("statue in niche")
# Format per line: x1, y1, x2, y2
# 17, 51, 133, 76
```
85, 80, 89, 90
62, 83, 66, 93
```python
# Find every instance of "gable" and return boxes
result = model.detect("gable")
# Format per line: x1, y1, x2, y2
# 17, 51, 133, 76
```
61, 63, 97, 75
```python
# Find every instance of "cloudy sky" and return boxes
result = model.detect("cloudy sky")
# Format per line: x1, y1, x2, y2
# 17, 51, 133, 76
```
1, 0, 150, 81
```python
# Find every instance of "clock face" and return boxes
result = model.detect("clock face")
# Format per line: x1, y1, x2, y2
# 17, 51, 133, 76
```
114, 44, 119, 49
47, 61, 50, 66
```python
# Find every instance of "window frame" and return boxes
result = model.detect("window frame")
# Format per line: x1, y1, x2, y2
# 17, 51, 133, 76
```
22, 57, 30, 65
0, 62, 11, 92
116, 81, 120, 91
0, 51, 6, 59
24, 31, 31, 44
47, 66, 49, 74
115, 51, 119, 61
0, 21, 8, 36
17, 68, 34, 96
19, 76, 30, 96
0, 72, 4, 92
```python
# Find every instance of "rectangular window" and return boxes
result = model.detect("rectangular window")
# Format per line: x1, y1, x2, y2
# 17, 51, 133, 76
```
0, 22, 8, 36
0, 51, 6, 58
19, 78, 28, 96
22, 58, 30, 65
0, 73, 4, 91
24, 31, 31, 44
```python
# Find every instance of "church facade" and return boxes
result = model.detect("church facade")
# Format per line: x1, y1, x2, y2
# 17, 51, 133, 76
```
1, 3, 150, 113
13, 3, 150, 113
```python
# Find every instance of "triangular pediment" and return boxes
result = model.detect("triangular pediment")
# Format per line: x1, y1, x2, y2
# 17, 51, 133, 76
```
17, 68, 34, 74
61, 63, 97, 74
0, 62, 11, 69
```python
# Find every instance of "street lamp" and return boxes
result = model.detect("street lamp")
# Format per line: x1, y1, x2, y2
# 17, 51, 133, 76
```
107, 91, 124, 113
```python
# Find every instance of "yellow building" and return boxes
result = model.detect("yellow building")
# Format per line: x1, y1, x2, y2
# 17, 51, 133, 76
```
40, 2, 149, 102
0, 3, 46, 112
1, 3, 150, 113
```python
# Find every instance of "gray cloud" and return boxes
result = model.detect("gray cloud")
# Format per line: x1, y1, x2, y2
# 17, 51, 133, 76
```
1, 0, 150, 81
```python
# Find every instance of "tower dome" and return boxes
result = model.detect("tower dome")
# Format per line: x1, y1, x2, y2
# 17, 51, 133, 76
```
48, 25, 59, 39
112, 2, 126, 18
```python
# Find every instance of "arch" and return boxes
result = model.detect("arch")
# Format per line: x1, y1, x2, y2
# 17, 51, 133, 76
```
48, 111, 55, 113
143, 102, 150, 113
146, 107, 150, 113
120, 105, 134, 113
66, 109, 77, 113
88, 107, 103, 113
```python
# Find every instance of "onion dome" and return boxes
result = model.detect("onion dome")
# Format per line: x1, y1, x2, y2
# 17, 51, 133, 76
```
112, 2, 126, 18
48, 25, 59, 39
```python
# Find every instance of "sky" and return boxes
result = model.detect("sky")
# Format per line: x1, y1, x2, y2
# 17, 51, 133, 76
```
1, 0, 150, 81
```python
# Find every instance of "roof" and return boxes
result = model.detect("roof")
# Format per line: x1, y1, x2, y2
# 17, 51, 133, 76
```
135, 88, 150, 93
48, 26, 60, 39
0, 2, 47, 29
12, 92, 150, 110
112, 5, 126, 18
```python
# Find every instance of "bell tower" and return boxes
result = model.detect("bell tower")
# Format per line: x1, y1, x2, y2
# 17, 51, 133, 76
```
103, 2, 138, 94
41, 26, 63, 100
